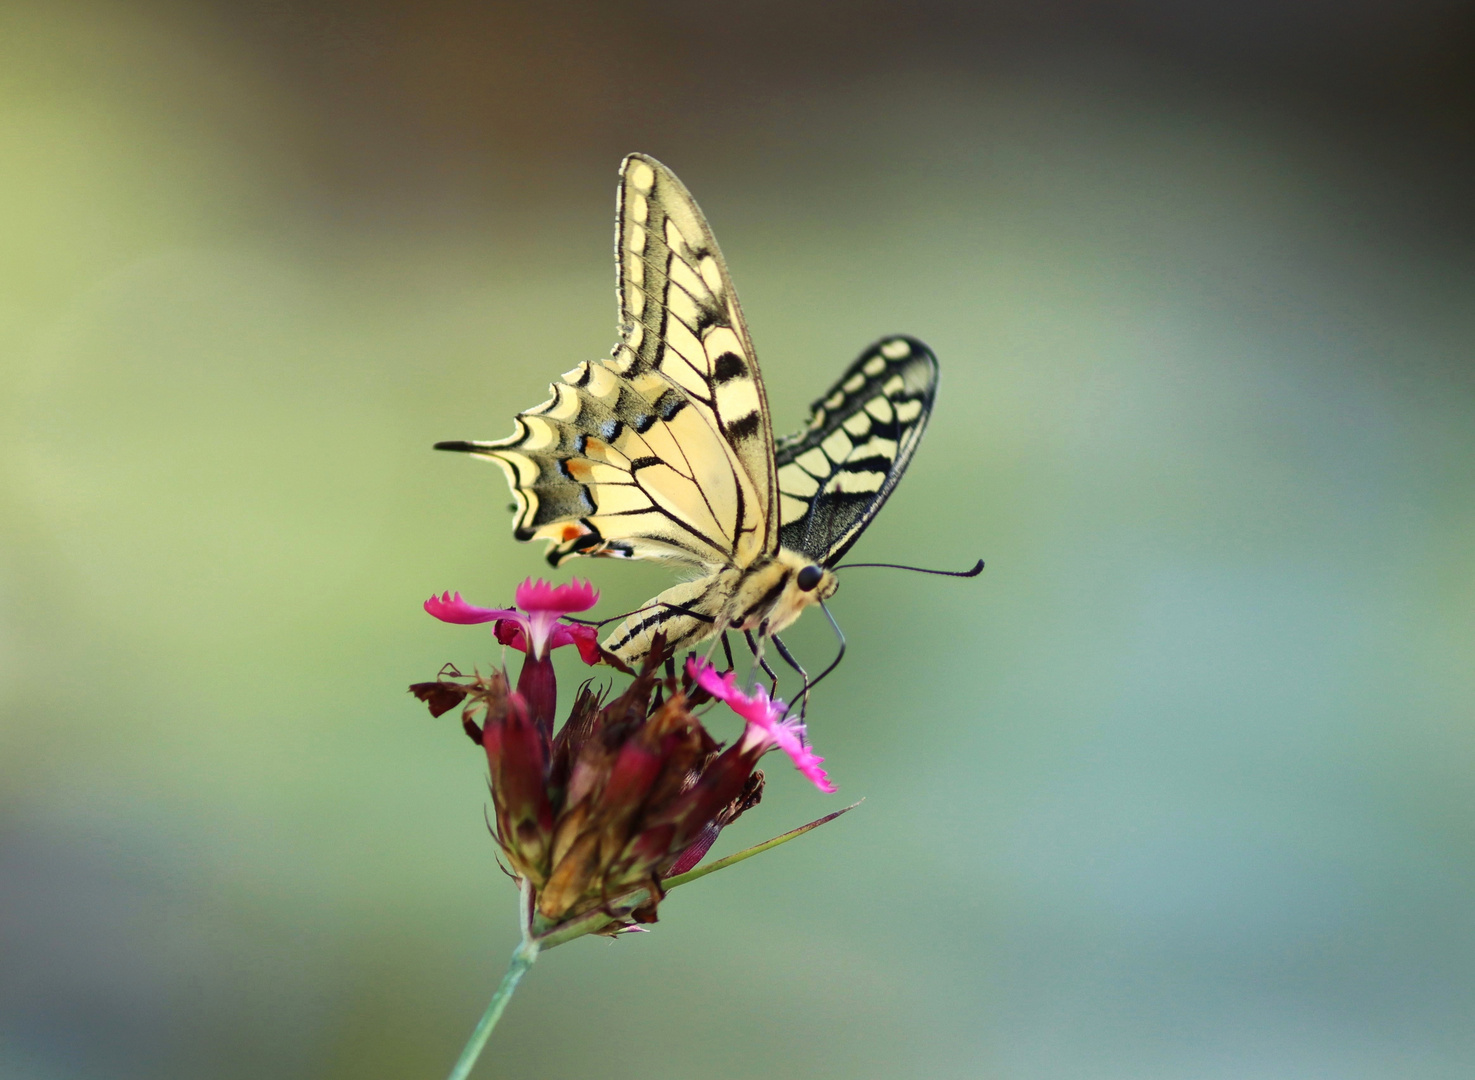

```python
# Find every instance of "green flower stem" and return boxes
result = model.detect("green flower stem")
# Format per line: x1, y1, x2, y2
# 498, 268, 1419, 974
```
444, 801, 862, 1076
446, 938, 540, 1080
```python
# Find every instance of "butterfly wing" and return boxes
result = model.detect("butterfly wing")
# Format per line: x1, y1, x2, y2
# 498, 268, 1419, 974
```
614, 153, 776, 564
439, 358, 744, 569
438, 153, 777, 571
774, 336, 939, 566
603, 335, 939, 662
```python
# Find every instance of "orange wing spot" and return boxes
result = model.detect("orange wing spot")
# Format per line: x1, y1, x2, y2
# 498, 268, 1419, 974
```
564, 459, 594, 482
583, 438, 608, 459
560, 524, 587, 542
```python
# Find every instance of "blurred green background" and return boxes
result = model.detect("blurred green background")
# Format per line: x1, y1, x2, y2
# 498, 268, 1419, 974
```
3, 1, 1474, 1077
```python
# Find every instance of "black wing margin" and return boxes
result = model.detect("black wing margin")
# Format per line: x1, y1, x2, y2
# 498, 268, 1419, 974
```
773, 336, 939, 567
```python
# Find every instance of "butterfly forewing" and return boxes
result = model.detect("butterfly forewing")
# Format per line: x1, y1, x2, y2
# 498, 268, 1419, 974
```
774, 336, 939, 566
445, 154, 781, 572
615, 154, 777, 564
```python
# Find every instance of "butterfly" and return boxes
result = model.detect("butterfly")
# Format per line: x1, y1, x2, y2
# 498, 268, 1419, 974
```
437, 153, 939, 666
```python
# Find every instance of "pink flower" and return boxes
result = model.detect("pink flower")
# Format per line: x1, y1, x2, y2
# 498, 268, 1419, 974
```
424, 578, 600, 663
687, 659, 837, 794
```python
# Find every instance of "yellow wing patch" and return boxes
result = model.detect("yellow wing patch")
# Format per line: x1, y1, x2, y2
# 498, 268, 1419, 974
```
614, 154, 777, 565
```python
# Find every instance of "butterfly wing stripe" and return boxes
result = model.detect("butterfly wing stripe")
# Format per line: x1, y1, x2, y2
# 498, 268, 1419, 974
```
616, 154, 777, 562
773, 336, 939, 566
623, 187, 755, 545
617, 191, 746, 551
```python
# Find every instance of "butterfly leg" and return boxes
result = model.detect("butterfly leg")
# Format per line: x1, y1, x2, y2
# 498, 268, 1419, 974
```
770, 634, 812, 721
743, 630, 780, 695
721, 631, 737, 674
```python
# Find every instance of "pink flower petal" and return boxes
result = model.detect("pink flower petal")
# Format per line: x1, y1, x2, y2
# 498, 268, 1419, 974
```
765, 717, 837, 794
425, 592, 517, 625
686, 658, 837, 793
496, 619, 602, 666
514, 577, 599, 615
427, 584, 601, 664
554, 622, 603, 666
688, 660, 781, 727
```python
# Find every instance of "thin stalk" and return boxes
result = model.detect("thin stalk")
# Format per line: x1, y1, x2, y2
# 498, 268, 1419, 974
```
446, 937, 540, 1080
531, 802, 864, 950
662, 801, 861, 889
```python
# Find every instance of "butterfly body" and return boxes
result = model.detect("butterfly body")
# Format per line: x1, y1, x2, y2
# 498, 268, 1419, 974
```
438, 154, 938, 664
600, 549, 838, 663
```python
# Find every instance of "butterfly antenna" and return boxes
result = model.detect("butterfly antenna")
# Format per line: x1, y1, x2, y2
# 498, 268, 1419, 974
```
565, 610, 627, 628
807, 600, 847, 693
834, 557, 984, 578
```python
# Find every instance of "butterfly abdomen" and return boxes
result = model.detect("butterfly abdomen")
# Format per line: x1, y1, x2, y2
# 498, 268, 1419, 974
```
600, 549, 836, 664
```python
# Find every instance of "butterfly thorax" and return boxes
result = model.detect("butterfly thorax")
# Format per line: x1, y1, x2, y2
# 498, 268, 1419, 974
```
719, 548, 838, 639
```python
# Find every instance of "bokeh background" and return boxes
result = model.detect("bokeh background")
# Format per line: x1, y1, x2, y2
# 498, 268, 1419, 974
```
4, 1, 1474, 1077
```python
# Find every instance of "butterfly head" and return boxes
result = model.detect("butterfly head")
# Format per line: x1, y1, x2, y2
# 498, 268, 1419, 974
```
796, 564, 825, 593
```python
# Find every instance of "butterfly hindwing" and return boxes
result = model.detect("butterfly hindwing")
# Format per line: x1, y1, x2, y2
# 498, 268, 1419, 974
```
774, 336, 939, 566
442, 355, 745, 569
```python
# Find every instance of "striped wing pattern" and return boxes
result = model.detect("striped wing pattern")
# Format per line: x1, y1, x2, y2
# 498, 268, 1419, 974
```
613, 154, 776, 565
447, 357, 746, 569
774, 336, 939, 566
442, 154, 776, 571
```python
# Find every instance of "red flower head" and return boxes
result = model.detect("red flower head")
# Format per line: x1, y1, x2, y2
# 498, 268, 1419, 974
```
413, 584, 851, 943
413, 640, 771, 931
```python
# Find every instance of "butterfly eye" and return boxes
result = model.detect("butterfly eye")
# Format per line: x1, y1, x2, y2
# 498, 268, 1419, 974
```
796, 564, 824, 592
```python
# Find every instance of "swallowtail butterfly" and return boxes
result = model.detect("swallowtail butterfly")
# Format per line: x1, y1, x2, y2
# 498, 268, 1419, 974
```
437, 154, 939, 664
